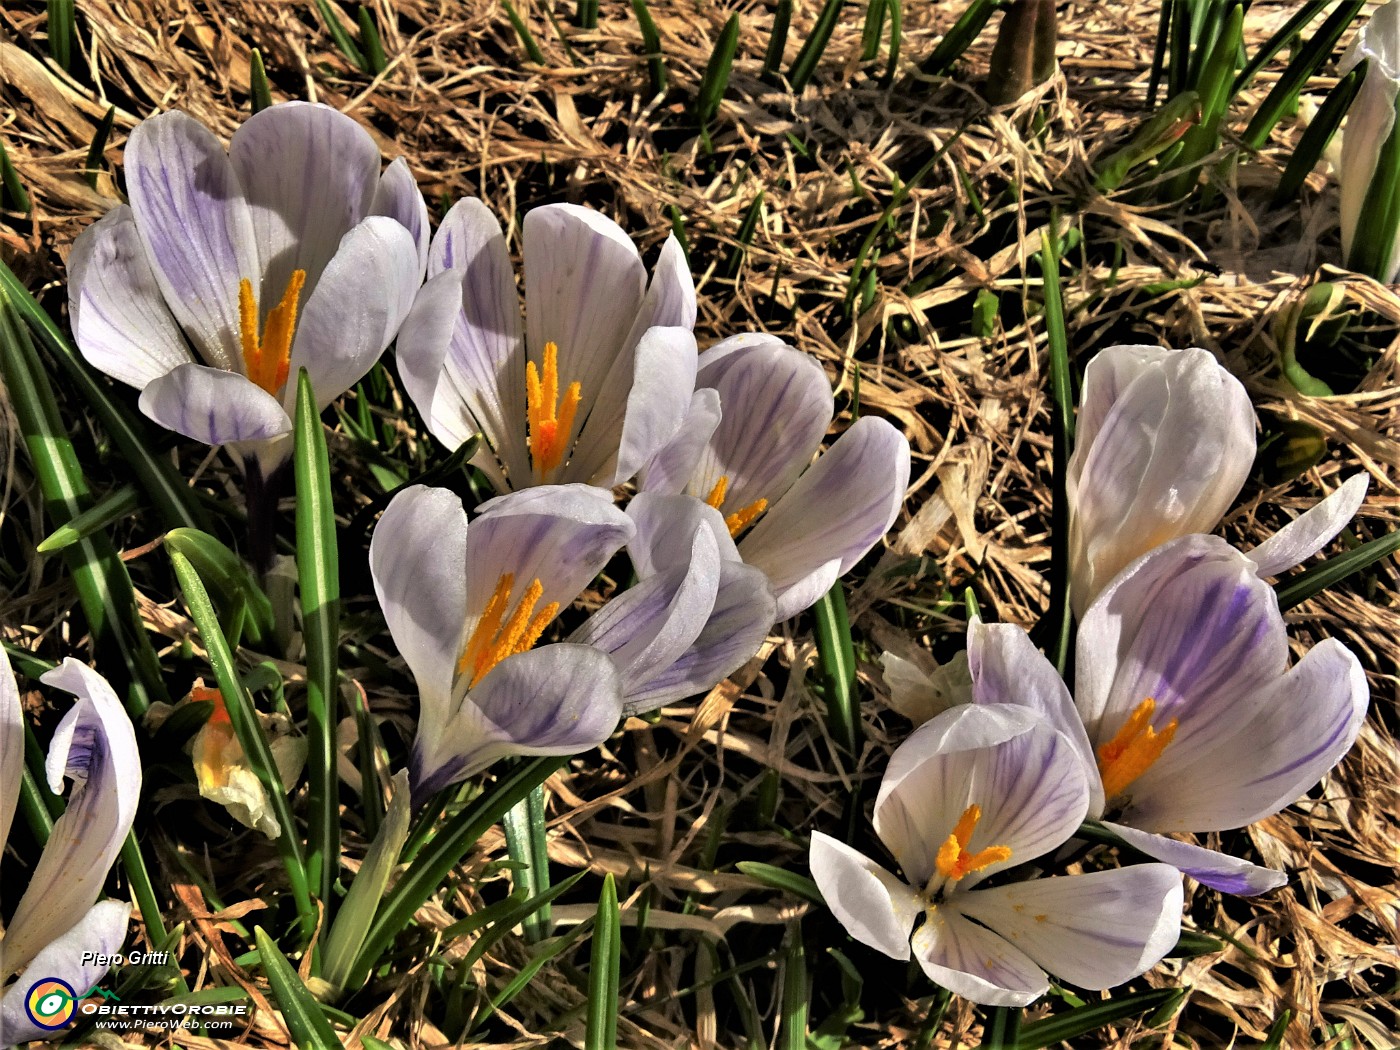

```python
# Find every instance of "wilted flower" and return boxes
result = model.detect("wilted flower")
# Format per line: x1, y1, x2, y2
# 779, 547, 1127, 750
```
810, 703, 1183, 1007
639, 334, 911, 621
1068, 344, 1255, 616
1339, 0, 1400, 281
396, 201, 697, 492
971, 476, 1371, 894
878, 648, 973, 726
68, 101, 428, 476
1, 653, 141, 1043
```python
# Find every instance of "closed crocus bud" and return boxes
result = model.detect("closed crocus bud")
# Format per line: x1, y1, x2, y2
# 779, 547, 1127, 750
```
1067, 345, 1255, 616
1339, 0, 1400, 282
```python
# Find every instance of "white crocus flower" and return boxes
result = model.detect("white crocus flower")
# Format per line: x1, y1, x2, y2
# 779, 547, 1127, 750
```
810, 703, 1183, 1007
1, 653, 142, 1045
1067, 344, 1255, 616
1339, 0, 1400, 280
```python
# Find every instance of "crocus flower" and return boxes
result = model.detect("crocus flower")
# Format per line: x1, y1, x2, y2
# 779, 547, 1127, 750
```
68, 101, 428, 475
810, 703, 1183, 1007
1, 652, 141, 1044
1339, 0, 1400, 281
639, 334, 911, 621
971, 475, 1371, 895
395, 200, 698, 492
369, 483, 636, 806
1067, 344, 1255, 616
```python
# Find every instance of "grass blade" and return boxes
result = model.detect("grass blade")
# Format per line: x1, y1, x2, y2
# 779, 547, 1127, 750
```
983, 1006, 1022, 1048
250, 47, 273, 112
780, 923, 807, 1050
254, 927, 345, 1048
1165, 2, 1242, 199
1038, 221, 1074, 674
501, 0, 546, 63
631, 0, 668, 95
1014, 988, 1177, 1049
577, 0, 598, 29
788, 0, 844, 92
1233, 0, 1330, 94
165, 528, 275, 648
696, 14, 740, 125
47, 0, 75, 71
312, 0, 368, 71
294, 369, 342, 913
1275, 528, 1400, 610
1275, 62, 1364, 204
920, 0, 998, 77
502, 784, 552, 943
862, 0, 888, 62
883, 0, 902, 82
470, 921, 591, 1030
584, 874, 620, 1050
762, 0, 792, 82
356, 6, 387, 73
723, 189, 765, 279
1146, 0, 1173, 107
735, 861, 822, 905
812, 581, 859, 758
0, 135, 31, 215
83, 106, 115, 190
35, 482, 139, 554
1261, 1009, 1293, 1050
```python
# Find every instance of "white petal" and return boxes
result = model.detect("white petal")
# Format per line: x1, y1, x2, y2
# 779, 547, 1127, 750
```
911, 907, 1048, 1007
370, 157, 430, 276
638, 388, 722, 495
622, 233, 697, 349
809, 831, 922, 960
138, 363, 292, 446
0, 647, 20, 866
394, 269, 469, 442
1246, 474, 1370, 577
1101, 823, 1287, 896
1339, 2, 1400, 260
625, 491, 738, 579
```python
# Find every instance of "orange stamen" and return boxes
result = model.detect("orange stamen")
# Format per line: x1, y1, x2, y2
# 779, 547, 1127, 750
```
703, 474, 768, 538
1097, 697, 1178, 801
191, 685, 229, 724
457, 573, 559, 688
934, 803, 1013, 882
526, 341, 582, 476
239, 269, 306, 395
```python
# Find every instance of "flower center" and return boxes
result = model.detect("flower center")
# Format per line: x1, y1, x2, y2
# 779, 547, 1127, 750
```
190, 685, 234, 788
457, 572, 559, 688
526, 341, 582, 477
238, 269, 307, 395
703, 475, 768, 538
932, 803, 1012, 884
1097, 697, 1178, 802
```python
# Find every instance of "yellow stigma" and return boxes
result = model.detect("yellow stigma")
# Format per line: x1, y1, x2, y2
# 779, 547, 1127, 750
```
238, 269, 306, 395
933, 803, 1013, 882
1097, 697, 1178, 801
526, 341, 582, 476
457, 573, 559, 688
703, 475, 769, 538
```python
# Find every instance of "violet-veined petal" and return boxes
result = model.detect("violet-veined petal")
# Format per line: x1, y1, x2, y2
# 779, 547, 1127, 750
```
3, 661, 140, 976
637, 389, 723, 497
911, 907, 1049, 1008
1100, 822, 1287, 895
809, 831, 922, 961
1246, 474, 1370, 578
288, 216, 420, 411
0, 899, 130, 1040
739, 416, 910, 621
0, 647, 20, 866
138, 363, 292, 447
370, 156, 430, 276
625, 491, 739, 578
67, 205, 194, 389
622, 234, 697, 349
228, 101, 380, 297
394, 269, 470, 445
956, 865, 1183, 991
123, 110, 258, 370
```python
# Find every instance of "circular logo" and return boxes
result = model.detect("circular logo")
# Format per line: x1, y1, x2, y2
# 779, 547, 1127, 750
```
25, 978, 77, 1030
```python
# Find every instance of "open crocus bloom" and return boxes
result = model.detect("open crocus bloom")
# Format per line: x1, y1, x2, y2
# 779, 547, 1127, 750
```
1, 653, 142, 1044
396, 200, 698, 492
638, 334, 911, 621
810, 703, 1182, 1007
1339, 0, 1400, 280
970, 475, 1371, 895
370, 483, 636, 806
68, 101, 428, 475
1067, 344, 1255, 617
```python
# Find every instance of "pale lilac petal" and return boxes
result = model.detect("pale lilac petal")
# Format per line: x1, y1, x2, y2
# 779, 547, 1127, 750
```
739, 417, 910, 621
616, 560, 775, 715
1127, 639, 1368, 833
522, 204, 645, 442
695, 331, 791, 378
688, 339, 833, 512
369, 486, 470, 747
957, 865, 1183, 990
1339, 2, 1400, 264
911, 907, 1048, 1007
138, 363, 292, 446
0, 647, 20, 865
625, 491, 738, 579
638, 388, 722, 495
370, 157, 430, 276
4, 661, 140, 975
809, 831, 922, 961
1246, 475, 1370, 577
288, 216, 420, 411
394, 269, 470, 445
1067, 345, 1255, 616
0, 899, 131, 1044
229, 101, 380, 298
67, 205, 194, 388
968, 619, 1101, 813
873, 704, 1089, 890
124, 110, 258, 369
468, 485, 634, 619
429, 198, 529, 484
1102, 823, 1287, 895
621, 234, 697, 349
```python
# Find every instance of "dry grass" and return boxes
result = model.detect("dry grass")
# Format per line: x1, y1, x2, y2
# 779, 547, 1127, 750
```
1, 0, 1397, 1046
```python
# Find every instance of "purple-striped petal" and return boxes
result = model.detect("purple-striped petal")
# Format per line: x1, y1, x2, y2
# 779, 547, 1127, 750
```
67, 205, 194, 389
0, 647, 20, 869
638, 388, 722, 496
370, 157, 430, 277
956, 865, 1183, 990
1101, 823, 1287, 895
138, 362, 292, 446
739, 417, 910, 621
228, 101, 380, 298
287, 216, 420, 410
4, 661, 140, 975
911, 906, 1048, 1007
622, 234, 697, 348
123, 110, 258, 370
394, 269, 470, 446
1246, 474, 1370, 578
625, 491, 738, 578
809, 831, 922, 961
